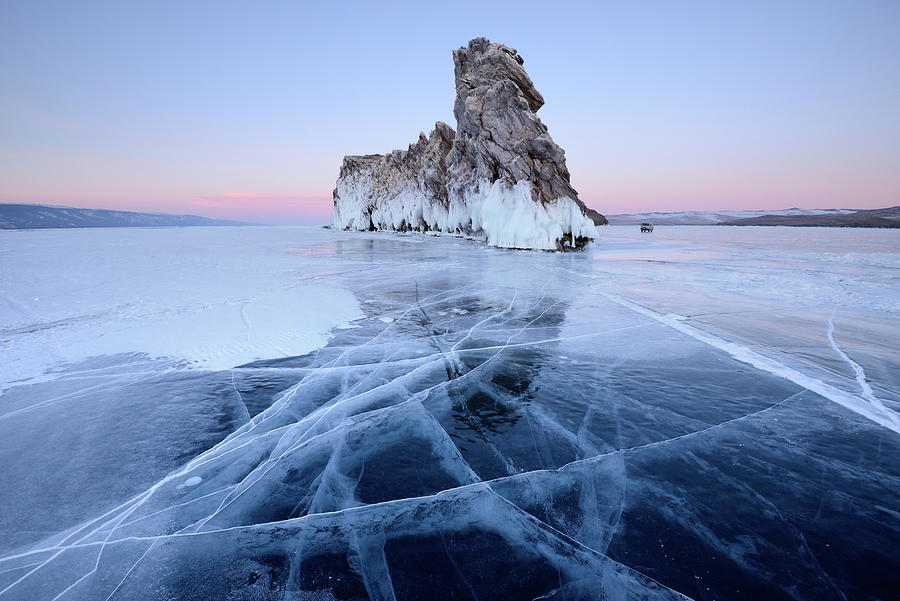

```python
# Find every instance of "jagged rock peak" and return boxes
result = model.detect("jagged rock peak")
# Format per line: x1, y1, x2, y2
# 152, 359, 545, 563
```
334, 122, 456, 232
449, 37, 584, 210
333, 38, 606, 251
453, 37, 544, 114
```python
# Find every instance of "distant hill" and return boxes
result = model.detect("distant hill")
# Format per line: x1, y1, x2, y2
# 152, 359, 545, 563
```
0, 204, 252, 230
607, 206, 899, 228
722, 206, 900, 228
607, 208, 856, 226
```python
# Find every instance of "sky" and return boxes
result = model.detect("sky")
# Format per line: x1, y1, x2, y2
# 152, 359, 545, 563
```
1, 0, 899, 223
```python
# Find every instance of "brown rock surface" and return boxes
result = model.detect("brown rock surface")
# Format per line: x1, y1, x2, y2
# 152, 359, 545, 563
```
333, 38, 606, 250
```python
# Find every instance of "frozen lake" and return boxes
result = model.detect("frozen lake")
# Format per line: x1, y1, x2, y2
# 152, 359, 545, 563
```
0, 225, 898, 600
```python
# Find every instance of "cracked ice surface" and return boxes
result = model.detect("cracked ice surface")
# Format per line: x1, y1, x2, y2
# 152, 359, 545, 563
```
0, 225, 898, 601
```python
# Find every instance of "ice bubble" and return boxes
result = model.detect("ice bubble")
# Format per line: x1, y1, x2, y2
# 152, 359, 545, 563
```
183, 476, 203, 487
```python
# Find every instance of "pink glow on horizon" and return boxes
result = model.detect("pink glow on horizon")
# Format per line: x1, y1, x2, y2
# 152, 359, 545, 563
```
193, 192, 333, 223
3, 185, 898, 223
0, 192, 335, 224
572, 168, 900, 215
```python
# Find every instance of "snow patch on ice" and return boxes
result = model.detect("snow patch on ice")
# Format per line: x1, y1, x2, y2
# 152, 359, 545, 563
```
0, 228, 364, 390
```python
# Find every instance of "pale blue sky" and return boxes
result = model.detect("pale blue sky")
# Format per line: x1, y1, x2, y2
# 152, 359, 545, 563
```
1, 0, 898, 222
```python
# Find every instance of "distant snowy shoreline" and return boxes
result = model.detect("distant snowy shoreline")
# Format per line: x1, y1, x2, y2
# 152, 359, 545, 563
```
607, 205, 899, 227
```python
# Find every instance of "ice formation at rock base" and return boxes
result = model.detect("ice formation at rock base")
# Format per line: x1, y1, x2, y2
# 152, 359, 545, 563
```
335, 177, 595, 251
333, 37, 604, 251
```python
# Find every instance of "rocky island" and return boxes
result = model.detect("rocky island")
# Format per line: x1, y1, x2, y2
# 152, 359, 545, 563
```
333, 37, 606, 251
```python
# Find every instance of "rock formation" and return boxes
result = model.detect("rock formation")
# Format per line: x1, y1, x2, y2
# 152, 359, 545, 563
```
333, 37, 606, 251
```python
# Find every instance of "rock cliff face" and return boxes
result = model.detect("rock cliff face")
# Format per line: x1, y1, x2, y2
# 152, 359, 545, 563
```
333, 37, 606, 251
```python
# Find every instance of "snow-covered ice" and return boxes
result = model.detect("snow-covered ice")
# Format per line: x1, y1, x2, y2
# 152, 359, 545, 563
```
0, 224, 898, 600
0, 227, 362, 391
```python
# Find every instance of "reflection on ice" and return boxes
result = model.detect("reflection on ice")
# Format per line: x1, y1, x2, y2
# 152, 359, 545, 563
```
0, 226, 898, 600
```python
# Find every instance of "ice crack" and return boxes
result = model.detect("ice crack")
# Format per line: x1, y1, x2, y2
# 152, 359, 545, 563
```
827, 307, 899, 429
601, 293, 900, 434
